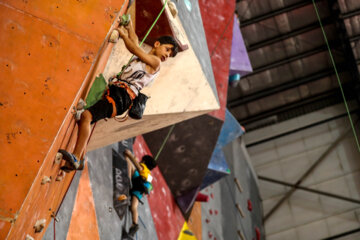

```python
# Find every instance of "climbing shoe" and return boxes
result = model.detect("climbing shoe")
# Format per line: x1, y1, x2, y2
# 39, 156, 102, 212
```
128, 223, 139, 236
59, 149, 81, 172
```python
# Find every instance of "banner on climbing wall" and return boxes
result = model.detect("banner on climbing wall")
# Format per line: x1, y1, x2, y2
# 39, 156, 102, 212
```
112, 138, 135, 220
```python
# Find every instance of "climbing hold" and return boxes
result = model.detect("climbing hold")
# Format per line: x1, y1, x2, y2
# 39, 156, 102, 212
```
41, 176, 51, 185
234, 178, 243, 192
205, 218, 210, 223
237, 230, 245, 240
25, 234, 34, 240
33, 219, 46, 233
247, 199, 252, 212
56, 170, 65, 181
195, 192, 209, 202
54, 152, 62, 164
76, 98, 86, 110
214, 210, 218, 215
210, 193, 214, 199
236, 203, 245, 218
209, 209, 213, 215
255, 227, 260, 240
118, 194, 127, 201
168, 1, 178, 17
120, 14, 130, 26
183, 229, 194, 236
72, 98, 86, 120
109, 30, 119, 43
229, 73, 241, 87
109, 14, 130, 43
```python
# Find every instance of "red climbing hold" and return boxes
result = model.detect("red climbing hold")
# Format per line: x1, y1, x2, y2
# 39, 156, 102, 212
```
215, 210, 218, 215
209, 209, 213, 215
205, 218, 210, 223
210, 193, 214, 199
247, 199, 252, 211
255, 227, 260, 240
196, 192, 209, 202
208, 231, 213, 238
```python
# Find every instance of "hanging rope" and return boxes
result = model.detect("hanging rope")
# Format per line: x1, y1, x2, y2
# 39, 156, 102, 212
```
154, 124, 175, 161
312, 0, 360, 152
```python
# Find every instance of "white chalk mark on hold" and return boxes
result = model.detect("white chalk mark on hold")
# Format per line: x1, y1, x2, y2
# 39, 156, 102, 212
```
161, 187, 167, 196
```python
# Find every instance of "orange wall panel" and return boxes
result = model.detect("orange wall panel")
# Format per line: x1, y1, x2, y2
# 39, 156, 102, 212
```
0, 0, 127, 239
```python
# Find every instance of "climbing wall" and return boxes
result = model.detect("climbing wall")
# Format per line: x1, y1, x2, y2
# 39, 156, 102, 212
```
201, 109, 245, 190
43, 138, 160, 240
201, 138, 264, 240
143, 0, 236, 215
0, 0, 129, 239
87, 0, 220, 150
229, 15, 253, 77
133, 136, 185, 240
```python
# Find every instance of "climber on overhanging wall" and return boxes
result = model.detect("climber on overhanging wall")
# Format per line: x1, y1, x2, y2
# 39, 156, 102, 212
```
120, 149, 157, 237
59, 17, 179, 171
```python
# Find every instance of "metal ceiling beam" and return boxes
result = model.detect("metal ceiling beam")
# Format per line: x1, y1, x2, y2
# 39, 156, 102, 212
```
258, 175, 360, 204
244, 44, 332, 78
263, 126, 353, 222
228, 68, 335, 108
240, 0, 314, 27
322, 228, 360, 240
340, 8, 360, 19
237, 87, 350, 125
349, 34, 360, 42
246, 110, 359, 148
247, 17, 333, 52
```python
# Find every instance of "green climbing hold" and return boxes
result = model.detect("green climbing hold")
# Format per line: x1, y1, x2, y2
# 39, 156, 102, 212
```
120, 14, 130, 26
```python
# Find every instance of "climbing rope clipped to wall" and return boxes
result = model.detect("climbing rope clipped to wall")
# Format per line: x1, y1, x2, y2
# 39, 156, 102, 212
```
312, 0, 360, 152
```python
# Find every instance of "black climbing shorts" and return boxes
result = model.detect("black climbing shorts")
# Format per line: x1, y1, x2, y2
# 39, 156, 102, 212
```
87, 85, 132, 124
87, 99, 113, 124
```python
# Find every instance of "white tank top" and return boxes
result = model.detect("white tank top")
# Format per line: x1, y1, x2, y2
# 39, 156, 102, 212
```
119, 58, 159, 95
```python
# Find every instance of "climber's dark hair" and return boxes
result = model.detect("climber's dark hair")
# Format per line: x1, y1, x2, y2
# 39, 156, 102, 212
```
142, 155, 157, 170
156, 36, 179, 57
